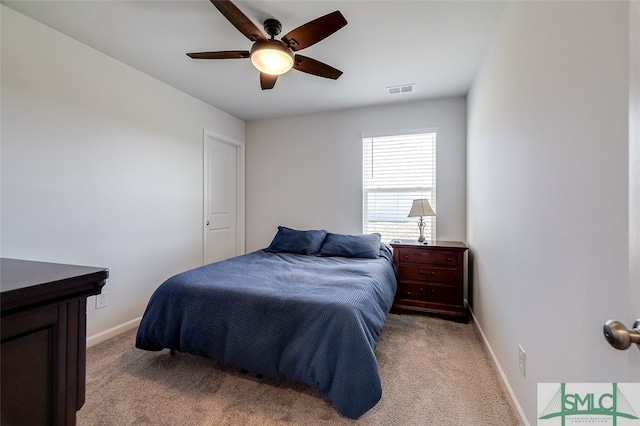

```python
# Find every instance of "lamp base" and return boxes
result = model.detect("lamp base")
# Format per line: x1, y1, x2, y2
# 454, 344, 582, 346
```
417, 217, 425, 243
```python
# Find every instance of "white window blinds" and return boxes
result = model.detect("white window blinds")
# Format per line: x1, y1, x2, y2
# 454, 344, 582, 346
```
362, 132, 436, 243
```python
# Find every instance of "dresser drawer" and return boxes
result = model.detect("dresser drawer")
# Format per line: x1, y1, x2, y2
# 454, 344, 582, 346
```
398, 264, 457, 285
397, 249, 458, 267
396, 282, 458, 304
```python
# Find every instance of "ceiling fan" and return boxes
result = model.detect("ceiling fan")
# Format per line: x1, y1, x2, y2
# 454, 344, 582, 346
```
187, 0, 348, 90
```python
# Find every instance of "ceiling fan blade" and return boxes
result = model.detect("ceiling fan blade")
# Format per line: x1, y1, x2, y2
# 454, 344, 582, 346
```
187, 51, 250, 59
282, 11, 347, 51
210, 0, 266, 42
293, 55, 343, 80
260, 73, 278, 90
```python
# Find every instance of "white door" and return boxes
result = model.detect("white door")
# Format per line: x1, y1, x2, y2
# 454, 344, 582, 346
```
604, 5, 639, 380
627, 2, 639, 382
203, 131, 245, 264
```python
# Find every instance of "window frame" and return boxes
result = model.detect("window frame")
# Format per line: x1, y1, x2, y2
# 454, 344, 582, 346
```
362, 130, 437, 243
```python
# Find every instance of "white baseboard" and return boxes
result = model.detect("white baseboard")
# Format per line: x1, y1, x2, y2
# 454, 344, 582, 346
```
86, 317, 141, 347
468, 307, 529, 426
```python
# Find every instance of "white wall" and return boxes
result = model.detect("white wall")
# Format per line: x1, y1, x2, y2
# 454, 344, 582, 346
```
467, 1, 632, 424
245, 97, 467, 252
0, 6, 245, 342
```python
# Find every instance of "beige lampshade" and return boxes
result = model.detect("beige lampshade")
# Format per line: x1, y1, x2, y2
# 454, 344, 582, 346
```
408, 199, 435, 217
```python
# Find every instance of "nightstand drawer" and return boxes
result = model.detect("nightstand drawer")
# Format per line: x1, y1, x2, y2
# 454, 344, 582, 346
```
397, 249, 458, 266
396, 282, 457, 304
398, 265, 457, 284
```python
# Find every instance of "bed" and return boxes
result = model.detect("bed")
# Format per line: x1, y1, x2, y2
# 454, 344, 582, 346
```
135, 228, 397, 419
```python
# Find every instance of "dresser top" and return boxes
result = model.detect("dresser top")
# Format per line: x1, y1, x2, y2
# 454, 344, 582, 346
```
1, 258, 108, 313
390, 240, 468, 250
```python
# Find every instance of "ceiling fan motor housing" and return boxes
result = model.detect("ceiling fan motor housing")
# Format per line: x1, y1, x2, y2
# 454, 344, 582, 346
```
263, 19, 282, 37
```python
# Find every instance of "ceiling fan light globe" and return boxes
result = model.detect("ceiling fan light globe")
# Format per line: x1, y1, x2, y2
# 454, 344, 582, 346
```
250, 40, 294, 76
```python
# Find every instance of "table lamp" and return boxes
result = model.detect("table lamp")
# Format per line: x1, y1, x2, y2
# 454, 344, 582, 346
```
408, 199, 435, 243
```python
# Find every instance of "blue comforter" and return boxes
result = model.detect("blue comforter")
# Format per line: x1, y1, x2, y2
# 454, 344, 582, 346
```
135, 246, 397, 419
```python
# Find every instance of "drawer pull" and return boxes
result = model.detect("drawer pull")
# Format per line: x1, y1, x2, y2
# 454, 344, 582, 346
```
404, 255, 409, 260
446, 257, 452, 262
419, 287, 436, 295
419, 270, 436, 277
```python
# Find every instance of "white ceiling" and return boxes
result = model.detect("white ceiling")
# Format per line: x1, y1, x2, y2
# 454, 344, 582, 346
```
3, 0, 506, 121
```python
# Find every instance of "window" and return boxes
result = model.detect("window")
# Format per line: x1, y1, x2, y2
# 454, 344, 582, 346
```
362, 132, 436, 243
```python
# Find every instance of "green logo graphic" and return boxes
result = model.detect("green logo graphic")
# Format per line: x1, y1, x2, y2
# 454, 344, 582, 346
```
539, 383, 639, 425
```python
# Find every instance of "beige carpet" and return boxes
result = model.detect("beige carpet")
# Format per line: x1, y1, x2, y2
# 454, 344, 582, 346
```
78, 314, 521, 425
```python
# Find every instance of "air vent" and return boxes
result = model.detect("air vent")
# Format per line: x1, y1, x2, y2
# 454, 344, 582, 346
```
386, 84, 415, 95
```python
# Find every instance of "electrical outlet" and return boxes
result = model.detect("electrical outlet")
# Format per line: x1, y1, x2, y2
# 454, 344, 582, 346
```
95, 292, 107, 309
518, 345, 526, 377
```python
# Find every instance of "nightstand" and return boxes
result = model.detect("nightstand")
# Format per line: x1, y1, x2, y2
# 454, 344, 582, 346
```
390, 240, 469, 322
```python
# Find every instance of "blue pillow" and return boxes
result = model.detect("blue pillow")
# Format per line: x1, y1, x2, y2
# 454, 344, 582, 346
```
317, 232, 382, 259
265, 226, 327, 255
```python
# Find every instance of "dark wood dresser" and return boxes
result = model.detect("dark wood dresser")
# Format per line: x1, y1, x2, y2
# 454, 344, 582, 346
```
1, 258, 108, 425
390, 240, 468, 322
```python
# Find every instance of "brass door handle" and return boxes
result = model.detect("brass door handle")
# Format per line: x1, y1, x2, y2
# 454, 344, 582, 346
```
603, 319, 640, 350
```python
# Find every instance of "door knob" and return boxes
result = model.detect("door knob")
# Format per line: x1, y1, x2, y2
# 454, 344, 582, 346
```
603, 319, 640, 350
206, 221, 210, 226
